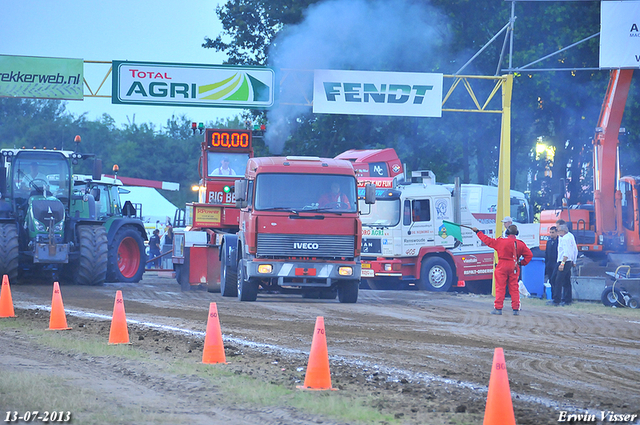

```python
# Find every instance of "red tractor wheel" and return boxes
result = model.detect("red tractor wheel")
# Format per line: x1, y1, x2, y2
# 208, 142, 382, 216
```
107, 226, 146, 283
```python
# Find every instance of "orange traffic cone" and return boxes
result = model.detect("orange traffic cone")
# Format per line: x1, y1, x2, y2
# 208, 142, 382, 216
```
49, 282, 71, 330
483, 348, 516, 425
0, 275, 16, 318
202, 302, 227, 364
297, 316, 336, 390
108, 290, 130, 344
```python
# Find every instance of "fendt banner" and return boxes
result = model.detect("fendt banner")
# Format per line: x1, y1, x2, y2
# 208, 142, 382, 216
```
0, 55, 83, 100
600, 0, 640, 69
313, 69, 443, 117
112, 61, 275, 109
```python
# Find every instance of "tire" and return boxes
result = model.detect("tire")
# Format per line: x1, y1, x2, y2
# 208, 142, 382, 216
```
601, 287, 626, 307
319, 288, 337, 299
338, 280, 359, 303
107, 226, 146, 283
237, 261, 258, 301
628, 298, 639, 309
418, 257, 453, 292
220, 243, 238, 297
73, 225, 108, 286
175, 263, 191, 291
0, 223, 19, 284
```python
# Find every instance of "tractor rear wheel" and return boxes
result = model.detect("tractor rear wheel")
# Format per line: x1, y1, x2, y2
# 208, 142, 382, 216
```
73, 225, 108, 286
107, 226, 146, 283
0, 223, 19, 283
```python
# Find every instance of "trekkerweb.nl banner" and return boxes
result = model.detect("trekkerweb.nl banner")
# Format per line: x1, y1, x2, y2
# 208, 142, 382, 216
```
0, 55, 83, 100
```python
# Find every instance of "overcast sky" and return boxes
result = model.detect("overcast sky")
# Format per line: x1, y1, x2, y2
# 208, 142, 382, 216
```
0, 0, 241, 128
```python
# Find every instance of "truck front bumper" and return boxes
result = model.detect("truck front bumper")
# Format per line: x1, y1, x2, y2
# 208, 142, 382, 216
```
246, 260, 360, 287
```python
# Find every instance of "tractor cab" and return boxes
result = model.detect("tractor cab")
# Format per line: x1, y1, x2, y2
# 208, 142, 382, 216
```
8, 151, 71, 249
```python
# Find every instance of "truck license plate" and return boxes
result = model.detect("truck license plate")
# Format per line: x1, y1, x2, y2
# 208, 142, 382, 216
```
361, 269, 375, 278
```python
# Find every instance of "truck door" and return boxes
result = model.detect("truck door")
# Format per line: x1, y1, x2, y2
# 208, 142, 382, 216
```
401, 198, 436, 255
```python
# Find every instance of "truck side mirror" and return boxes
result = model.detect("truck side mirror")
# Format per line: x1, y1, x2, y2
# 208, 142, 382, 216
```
92, 158, 103, 181
235, 179, 248, 208
364, 183, 376, 205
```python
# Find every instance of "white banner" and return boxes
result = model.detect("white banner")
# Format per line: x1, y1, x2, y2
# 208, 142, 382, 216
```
313, 70, 443, 117
112, 61, 274, 108
600, 1, 640, 69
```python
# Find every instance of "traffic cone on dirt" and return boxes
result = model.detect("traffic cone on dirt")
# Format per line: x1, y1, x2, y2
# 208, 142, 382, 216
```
108, 290, 130, 344
0, 275, 16, 318
483, 347, 516, 425
202, 302, 227, 364
48, 282, 71, 330
297, 316, 336, 391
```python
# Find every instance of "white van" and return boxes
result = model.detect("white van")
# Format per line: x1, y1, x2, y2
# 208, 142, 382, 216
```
443, 183, 531, 223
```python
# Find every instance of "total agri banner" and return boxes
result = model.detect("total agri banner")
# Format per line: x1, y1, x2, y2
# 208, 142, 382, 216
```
600, 0, 640, 69
112, 61, 275, 109
313, 69, 443, 117
0, 55, 83, 100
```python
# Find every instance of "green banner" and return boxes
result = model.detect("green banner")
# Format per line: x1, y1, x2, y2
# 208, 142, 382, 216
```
0, 55, 83, 100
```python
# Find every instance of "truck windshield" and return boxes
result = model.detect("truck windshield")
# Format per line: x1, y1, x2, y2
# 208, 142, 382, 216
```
255, 173, 357, 213
359, 199, 401, 227
12, 153, 70, 200
207, 152, 249, 177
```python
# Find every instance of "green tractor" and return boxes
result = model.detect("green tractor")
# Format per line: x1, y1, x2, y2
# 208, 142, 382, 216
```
0, 137, 108, 285
72, 173, 147, 283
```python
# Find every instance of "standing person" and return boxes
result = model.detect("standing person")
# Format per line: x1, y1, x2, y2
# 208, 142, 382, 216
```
544, 226, 559, 297
471, 224, 533, 315
501, 216, 513, 237
148, 229, 161, 269
164, 225, 174, 246
551, 223, 578, 306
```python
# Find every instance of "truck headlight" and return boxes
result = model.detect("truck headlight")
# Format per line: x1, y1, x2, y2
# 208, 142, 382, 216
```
34, 221, 46, 232
338, 266, 353, 276
258, 264, 273, 274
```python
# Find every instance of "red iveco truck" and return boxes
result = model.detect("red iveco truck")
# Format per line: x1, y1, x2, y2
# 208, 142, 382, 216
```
220, 156, 375, 302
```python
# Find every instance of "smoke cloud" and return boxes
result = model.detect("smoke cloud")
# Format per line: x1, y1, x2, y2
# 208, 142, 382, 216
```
266, 0, 451, 153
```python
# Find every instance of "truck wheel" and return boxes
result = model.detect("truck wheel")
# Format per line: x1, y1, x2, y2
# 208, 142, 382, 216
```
107, 226, 146, 283
237, 262, 258, 301
220, 243, 238, 297
73, 225, 108, 286
338, 280, 359, 303
175, 263, 191, 291
601, 287, 626, 307
418, 257, 453, 292
0, 223, 19, 284
319, 288, 337, 299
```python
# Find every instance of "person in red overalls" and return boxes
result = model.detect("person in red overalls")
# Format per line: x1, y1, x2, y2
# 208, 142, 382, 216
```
471, 224, 533, 315
318, 182, 351, 209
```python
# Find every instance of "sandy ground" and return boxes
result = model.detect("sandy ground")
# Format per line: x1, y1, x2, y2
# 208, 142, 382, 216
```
2, 273, 640, 424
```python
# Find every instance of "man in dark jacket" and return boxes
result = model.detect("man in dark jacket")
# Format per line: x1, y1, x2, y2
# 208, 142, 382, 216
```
544, 226, 558, 297
471, 224, 533, 315
148, 229, 161, 268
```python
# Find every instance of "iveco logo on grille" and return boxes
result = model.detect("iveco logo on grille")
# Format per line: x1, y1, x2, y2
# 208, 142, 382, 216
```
293, 242, 319, 250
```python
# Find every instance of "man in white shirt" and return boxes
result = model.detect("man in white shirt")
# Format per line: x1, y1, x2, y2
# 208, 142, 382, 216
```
551, 223, 578, 306
21, 162, 48, 190
211, 157, 236, 176
501, 216, 513, 237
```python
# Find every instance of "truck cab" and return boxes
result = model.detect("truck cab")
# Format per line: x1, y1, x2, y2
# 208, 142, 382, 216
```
222, 156, 373, 302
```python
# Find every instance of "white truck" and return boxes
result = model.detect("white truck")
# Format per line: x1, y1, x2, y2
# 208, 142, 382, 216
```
359, 171, 539, 291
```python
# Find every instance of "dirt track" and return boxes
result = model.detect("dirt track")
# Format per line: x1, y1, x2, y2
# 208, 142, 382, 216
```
3, 274, 640, 424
